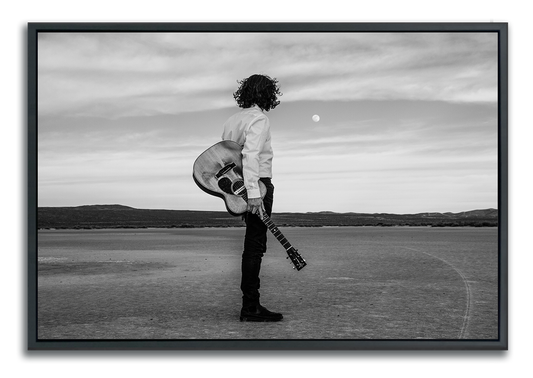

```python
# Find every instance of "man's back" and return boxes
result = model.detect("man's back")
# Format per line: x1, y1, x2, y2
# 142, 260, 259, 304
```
222, 105, 273, 199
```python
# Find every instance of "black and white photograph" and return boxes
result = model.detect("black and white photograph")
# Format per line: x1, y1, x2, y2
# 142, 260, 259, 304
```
28, 23, 507, 350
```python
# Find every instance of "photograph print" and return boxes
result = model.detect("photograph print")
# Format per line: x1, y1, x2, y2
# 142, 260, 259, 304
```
29, 23, 507, 350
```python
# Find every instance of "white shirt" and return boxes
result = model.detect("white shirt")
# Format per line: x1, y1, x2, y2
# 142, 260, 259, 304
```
222, 105, 273, 199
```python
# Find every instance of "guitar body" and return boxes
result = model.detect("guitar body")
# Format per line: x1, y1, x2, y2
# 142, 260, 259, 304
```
192, 140, 266, 216
193, 140, 307, 271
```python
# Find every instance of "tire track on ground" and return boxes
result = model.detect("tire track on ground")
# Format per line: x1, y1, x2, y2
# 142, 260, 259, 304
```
399, 246, 472, 339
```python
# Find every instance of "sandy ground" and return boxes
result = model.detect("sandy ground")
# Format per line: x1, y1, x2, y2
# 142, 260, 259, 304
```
36, 227, 499, 341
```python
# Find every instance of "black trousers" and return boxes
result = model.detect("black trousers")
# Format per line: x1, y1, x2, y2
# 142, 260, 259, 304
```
241, 178, 274, 309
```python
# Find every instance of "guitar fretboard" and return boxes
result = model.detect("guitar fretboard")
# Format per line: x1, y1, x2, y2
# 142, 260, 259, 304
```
241, 189, 305, 270
241, 192, 292, 250
261, 214, 293, 252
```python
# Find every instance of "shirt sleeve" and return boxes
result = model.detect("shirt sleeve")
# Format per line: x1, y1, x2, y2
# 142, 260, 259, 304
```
242, 115, 270, 199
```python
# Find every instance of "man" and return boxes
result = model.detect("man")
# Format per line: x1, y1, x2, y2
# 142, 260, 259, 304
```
221, 74, 283, 322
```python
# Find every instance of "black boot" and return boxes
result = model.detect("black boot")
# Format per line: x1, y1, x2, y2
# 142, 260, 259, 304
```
240, 303, 283, 322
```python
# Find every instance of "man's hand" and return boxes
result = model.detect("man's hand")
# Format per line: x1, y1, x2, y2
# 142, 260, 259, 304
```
247, 197, 265, 218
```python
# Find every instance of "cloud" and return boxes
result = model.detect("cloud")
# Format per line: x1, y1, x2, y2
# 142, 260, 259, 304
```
38, 32, 498, 119
36, 32, 499, 212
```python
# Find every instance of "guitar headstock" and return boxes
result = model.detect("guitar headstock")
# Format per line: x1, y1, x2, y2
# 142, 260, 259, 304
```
286, 247, 307, 271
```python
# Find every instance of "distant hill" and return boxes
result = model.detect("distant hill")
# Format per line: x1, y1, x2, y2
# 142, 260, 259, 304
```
431, 209, 498, 218
73, 204, 136, 211
37, 205, 498, 229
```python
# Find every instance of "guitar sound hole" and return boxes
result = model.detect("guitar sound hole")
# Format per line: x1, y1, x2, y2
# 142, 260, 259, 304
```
218, 177, 233, 194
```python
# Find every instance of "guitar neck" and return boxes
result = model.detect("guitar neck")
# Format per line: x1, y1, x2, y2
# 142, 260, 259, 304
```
260, 213, 307, 271
261, 214, 293, 251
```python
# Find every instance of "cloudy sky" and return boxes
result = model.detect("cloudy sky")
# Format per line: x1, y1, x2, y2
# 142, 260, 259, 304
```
37, 31, 498, 214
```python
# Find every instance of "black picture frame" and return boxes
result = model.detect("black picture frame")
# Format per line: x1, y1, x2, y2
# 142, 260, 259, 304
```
13, 16, 517, 367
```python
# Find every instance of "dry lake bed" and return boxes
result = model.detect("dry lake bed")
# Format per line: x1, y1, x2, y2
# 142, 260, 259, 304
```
36, 227, 499, 341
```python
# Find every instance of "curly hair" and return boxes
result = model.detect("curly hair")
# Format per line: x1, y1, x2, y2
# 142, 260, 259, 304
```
233, 74, 282, 111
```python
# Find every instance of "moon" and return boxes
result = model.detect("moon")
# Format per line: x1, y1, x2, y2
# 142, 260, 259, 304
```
312, 114, 320, 122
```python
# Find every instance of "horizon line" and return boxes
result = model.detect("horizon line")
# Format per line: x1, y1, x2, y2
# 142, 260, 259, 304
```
37, 203, 498, 216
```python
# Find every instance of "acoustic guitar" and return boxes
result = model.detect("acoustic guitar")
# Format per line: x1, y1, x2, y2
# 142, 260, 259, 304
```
193, 140, 307, 271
